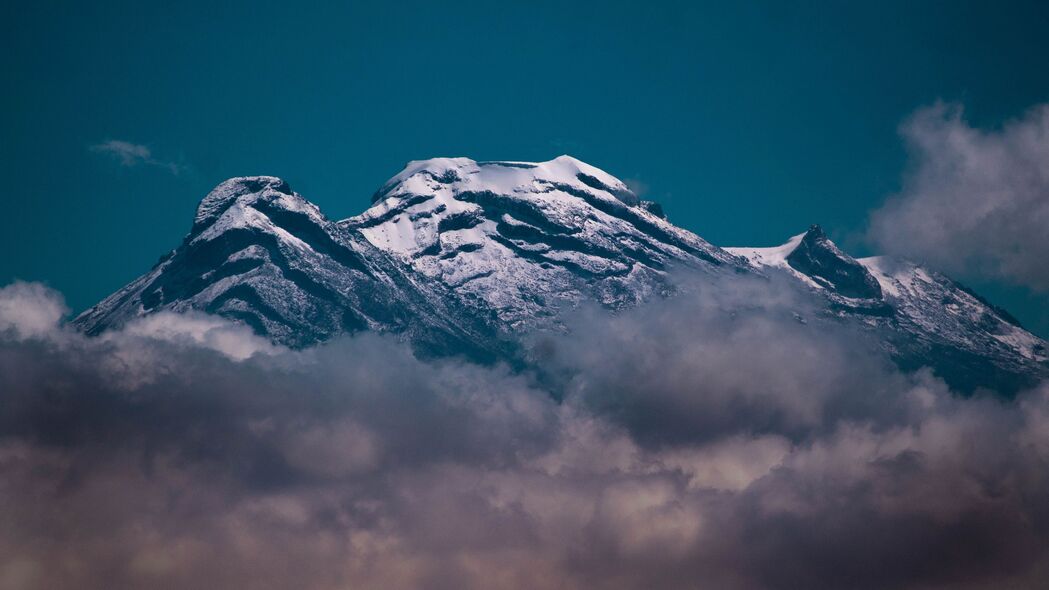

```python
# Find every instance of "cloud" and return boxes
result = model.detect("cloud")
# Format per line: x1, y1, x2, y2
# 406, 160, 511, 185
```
539, 273, 910, 446
868, 102, 1049, 292
622, 177, 650, 197
0, 282, 68, 340
1, 275, 1048, 589
90, 139, 185, 175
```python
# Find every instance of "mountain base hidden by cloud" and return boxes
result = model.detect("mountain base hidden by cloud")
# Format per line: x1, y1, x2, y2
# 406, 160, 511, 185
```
2, 275, 1049, 590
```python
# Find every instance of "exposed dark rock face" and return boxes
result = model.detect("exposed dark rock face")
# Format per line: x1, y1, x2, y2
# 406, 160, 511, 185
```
785, 225, 883, 300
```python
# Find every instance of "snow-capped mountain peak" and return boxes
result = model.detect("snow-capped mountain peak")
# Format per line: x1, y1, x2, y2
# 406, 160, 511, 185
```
76, 159, 1046, 392
728, 225, 882, 299
784, 225, 883, 299
74, 173, 508, 357
370, 155, 639, 208
343, 156, 738, 328
187, 175, 337, 262
730, 227, 1047, 391
194, 176, 297, 227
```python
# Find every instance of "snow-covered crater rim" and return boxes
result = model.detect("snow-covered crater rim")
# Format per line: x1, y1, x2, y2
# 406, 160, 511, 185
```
368, 155, 639, 207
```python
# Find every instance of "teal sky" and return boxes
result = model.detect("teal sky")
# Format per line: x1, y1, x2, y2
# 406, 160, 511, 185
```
4, 0, 1048, 336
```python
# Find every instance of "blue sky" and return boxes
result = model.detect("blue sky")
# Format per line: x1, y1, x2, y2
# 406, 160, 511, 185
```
3, 0, 1048, 335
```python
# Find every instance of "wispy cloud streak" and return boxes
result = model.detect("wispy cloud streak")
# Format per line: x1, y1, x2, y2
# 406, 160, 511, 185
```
90, 139, 185, 175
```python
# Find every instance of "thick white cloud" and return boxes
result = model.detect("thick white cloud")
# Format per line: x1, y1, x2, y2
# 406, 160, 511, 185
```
869, 102, 1049, 291
0, 278, 1047, 590
0, 282, 67, 340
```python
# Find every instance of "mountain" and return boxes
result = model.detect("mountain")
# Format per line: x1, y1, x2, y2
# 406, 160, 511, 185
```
75, 157, 1048, 391
342, 156, 741, 328
728, 226, 1048, 391
73, 176, 507, 360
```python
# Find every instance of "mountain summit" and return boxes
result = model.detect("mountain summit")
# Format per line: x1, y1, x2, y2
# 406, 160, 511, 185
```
784, 225, 883, 299
343, 156, 739, 328
74, 174, 505, 358
76, 157, 1047, 391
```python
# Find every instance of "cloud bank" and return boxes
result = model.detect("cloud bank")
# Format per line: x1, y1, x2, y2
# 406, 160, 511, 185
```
1, 275, 1048, 590
869, 102, 1049, 292
90, 139, 185, 175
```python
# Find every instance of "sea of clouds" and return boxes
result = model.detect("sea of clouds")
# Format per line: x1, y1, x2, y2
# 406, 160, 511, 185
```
1, 269, 1048, 590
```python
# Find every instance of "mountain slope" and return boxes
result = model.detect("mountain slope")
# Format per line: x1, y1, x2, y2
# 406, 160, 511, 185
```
74, 176, 507, 359
728, 226, 1048, 391
342, 156, 743, 328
